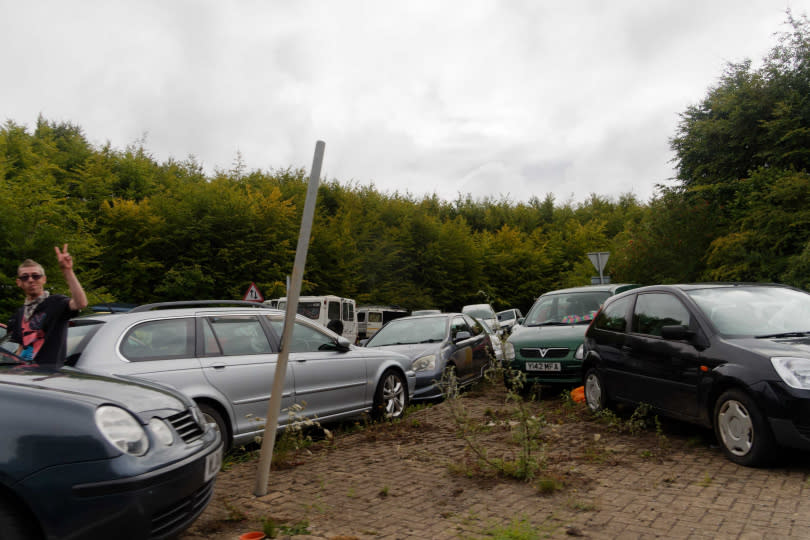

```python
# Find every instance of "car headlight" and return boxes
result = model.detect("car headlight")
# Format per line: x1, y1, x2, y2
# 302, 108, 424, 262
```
149, 417, 175, 446
412, 354, 436, 372
771, 357, 810, 389
574, 343, 585, 360
503, 341, 515, 361
95, 405, 149, 456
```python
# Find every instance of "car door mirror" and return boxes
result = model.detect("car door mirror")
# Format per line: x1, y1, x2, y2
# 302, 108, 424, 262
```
336, 336, 352, 351
317, 336, 352, 352
454, 330, 471, 342
661, 325, 694, 340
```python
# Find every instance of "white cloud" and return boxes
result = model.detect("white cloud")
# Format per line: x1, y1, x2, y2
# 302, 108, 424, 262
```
1, 0, 803, 204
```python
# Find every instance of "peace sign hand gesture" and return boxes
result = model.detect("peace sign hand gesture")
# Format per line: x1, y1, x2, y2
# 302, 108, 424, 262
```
55, 244, 74, 271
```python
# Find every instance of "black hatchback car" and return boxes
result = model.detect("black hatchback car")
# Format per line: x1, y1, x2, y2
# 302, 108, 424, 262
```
0, 349, 222, 539
582, 283, 810, 466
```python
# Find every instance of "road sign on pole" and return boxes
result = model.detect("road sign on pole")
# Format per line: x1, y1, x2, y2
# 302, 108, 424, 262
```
243, 282, 264, 302
587, 252, 610, 284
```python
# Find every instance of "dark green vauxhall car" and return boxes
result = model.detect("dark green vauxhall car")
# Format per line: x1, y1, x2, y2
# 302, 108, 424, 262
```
504, 284, 640, 388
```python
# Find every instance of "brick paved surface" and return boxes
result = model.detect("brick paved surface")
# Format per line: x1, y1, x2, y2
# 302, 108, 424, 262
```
182, 384, 810, 540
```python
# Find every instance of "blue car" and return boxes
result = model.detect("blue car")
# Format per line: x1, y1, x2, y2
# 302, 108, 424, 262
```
363, 313, 492, 400
0, 348, 222, 540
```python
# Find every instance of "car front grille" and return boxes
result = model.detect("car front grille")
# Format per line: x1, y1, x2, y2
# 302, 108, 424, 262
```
520, 347, 569, 359
150, 478, 215, 538
168, 410, 204, 443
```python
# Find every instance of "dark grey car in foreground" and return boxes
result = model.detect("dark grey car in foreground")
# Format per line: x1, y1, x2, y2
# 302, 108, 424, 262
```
67, 302, 415, 449
583, 283, 810, 466
0, 349, 221, 540
363, 313, 491, 400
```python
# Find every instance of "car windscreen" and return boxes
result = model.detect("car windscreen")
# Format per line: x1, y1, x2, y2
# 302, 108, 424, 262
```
366, 317, 447, 346
687, 286, 810, 336
497, 311, 515, 322
524, 291, 610, 326
463, 307, 494, 319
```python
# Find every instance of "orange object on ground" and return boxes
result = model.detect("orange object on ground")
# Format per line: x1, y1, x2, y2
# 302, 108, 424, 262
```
570, 386, 585, 403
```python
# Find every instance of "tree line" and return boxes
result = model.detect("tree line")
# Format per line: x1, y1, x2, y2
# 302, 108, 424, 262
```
2, 13, 809, 320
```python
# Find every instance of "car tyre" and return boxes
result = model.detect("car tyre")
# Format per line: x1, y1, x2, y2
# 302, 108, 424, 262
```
199, 403, 230, 450
714, 389, 775, 467
0, 495, 38, 540
372, 369, 408, 420
584, 368, 608, 413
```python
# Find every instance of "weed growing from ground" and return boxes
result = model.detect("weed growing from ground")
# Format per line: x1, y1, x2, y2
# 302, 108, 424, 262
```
699, 473, 713, 487
271, 402, 320, 467
443, 361, 548, 482
222, 445, 259, 472
222, 499, 247, 522
262, 517, 311, 538
535, 474, 564, 494
566, 497, 597, 511
482, 514, 556, 539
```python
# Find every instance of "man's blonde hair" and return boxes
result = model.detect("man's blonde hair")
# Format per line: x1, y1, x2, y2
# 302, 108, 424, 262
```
18, 259, 45, 277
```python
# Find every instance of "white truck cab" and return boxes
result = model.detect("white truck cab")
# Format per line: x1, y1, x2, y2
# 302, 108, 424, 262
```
275, 295, 357, 343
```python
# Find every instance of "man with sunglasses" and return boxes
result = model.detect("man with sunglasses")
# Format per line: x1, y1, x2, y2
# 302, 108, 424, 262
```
7, 244, 88, 366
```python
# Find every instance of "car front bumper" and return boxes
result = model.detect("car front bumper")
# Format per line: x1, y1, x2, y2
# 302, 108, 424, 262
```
20, 432, 222, 540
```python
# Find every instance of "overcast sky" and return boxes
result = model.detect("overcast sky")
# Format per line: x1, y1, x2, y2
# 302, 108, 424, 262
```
2, 1, 805, 205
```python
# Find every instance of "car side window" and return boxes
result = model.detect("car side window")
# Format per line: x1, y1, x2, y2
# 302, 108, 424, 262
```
328, 301, 341, 321
633, 294, 691, 337
120, 318, 194, 361
593, 297, 632, 332
451, 316, 471, 339
269, 320, 334, 353
204, 316, 272, 356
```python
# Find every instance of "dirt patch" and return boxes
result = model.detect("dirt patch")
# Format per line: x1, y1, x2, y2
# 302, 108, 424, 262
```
181, 380, 721, 540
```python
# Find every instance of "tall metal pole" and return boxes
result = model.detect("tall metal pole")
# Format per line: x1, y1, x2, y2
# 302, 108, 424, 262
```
253, 141, 324, 496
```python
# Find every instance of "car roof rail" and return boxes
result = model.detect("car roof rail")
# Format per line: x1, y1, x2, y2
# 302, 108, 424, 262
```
129, 300, 275, 313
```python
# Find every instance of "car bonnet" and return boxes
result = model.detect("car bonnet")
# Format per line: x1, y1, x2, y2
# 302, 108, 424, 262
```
724, 335, 810, 359
370, 342, 442, 360
508, 324, 589, 348
0, 366, 187, 416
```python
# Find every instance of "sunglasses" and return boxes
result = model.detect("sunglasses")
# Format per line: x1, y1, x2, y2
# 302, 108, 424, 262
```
18, 273, 43, 282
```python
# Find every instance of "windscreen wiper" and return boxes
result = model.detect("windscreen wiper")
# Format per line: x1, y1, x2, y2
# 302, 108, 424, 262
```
755, 331, 810, 339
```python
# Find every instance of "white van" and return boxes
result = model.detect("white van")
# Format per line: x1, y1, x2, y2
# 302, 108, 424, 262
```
276, 295, 357, 343
357, 306, 409, 340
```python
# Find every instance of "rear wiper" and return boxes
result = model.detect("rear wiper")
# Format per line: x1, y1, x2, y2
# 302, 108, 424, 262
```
755, 331, 810, 339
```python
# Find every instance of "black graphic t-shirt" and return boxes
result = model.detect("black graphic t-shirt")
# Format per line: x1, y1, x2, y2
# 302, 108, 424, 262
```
8, 295, 78, 367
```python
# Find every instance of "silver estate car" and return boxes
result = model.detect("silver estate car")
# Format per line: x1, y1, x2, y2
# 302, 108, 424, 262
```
66, 301, 415, 449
